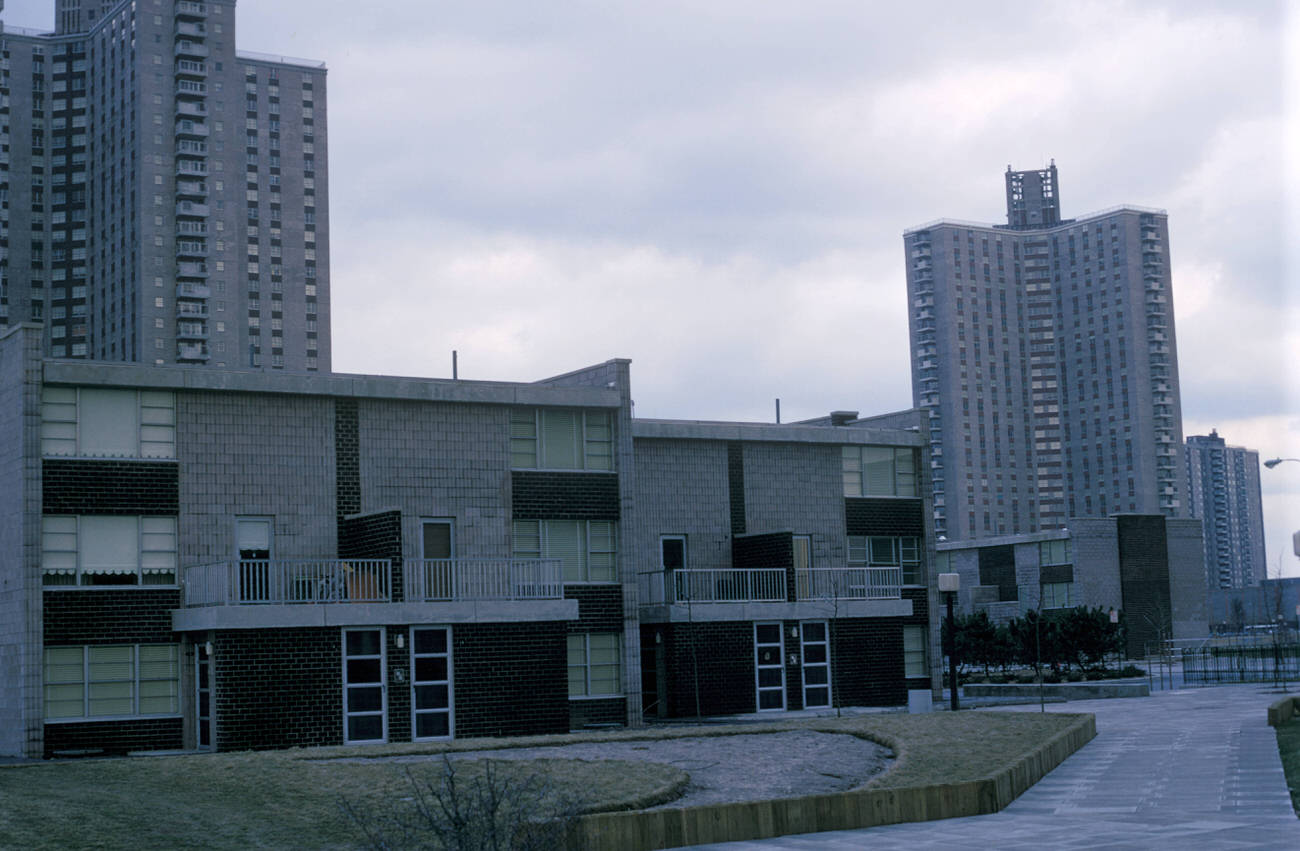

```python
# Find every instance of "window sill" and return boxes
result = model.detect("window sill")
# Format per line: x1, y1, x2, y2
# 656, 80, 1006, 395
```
43, 584, 180, 591
46, 713, 183, 724
568, 694, 624, 701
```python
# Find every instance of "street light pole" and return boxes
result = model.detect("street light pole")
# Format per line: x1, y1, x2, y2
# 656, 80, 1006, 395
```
939, 573, 961, 711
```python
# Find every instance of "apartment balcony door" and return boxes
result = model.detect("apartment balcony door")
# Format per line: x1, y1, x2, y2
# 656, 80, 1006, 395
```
343, 628, 386, 744
411, 627, 453, 741
236, 517, 273, 602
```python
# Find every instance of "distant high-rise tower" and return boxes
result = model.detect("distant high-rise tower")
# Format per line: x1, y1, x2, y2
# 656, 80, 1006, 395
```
1185, 430, 1267, 588
904, 164, 1187, 540
0, 0, 330, 370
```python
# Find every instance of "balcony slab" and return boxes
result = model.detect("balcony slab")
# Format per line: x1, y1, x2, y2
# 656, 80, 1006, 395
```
173, 599, 579, 631
638, 598, 912, 624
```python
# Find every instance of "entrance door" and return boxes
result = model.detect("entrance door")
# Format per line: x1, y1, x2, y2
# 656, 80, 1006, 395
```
754, 622, 786, 711
343, 628, 386, 744
411, 627, 453, 740
195, 642, 212, 750
800, 621, 831, 709
660, 535, 685, 603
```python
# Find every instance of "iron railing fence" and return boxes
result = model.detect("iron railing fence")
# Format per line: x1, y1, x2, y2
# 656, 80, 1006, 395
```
1180, 644, 1300, 686
405, 558, 564, 602
184, 559, 391, 606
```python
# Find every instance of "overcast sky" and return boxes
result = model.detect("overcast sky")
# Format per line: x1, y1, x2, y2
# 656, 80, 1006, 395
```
6, 0, 1299, 577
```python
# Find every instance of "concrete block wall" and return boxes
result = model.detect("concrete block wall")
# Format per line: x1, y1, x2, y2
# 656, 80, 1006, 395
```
0, 325, 43, 757
632, 438, 732, 576
741, 442, 846, 566
1166, 518, 1209, 638
1070, 518, 1123, 613
356, 399, 511, 562
178, 392, 336, 562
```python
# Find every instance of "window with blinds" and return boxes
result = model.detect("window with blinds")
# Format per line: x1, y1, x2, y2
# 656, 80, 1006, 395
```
510, 408, 613, 470
40, 387, 176, 458
842, 446, 917, 497
567, 633, 622, 697
848, 535, 923, 585
41, 515, 178, 586
511, 519, 617, 583
43, 644, 180, 720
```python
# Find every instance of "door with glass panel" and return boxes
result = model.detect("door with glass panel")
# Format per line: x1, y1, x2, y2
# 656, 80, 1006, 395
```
800, 621, 831, 709
420, 520, 454, 600
195, 642, 212, 750
792, 534, 812, 599
754, 622, 786, 711
236, 517, 273, 602
343, 629, 386, 744
410, 627, 453, 740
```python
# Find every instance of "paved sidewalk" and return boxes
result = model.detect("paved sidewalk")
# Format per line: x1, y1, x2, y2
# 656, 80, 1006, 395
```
693, 686, 1298, 850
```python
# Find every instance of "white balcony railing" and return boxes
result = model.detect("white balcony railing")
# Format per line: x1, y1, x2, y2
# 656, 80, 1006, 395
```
641, 568, 787, 605
184, 559, 391, 606
794, 567, 902, 601
405, 558, 563, 602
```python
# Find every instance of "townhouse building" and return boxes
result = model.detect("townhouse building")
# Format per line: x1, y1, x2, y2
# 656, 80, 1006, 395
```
0, 323, 940, 758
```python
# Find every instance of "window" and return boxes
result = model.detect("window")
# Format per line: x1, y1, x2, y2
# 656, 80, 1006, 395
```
41, 387, 175, 458
44, 644, 180, 720
660, 535, 686, 572
1041, 582, 1073, 609
512, 519, 616, 583
848, 535, 922, 585
903, 626, 927, 678
1039, 539, 1071, 565
842, 446, 917, 497
567, 633, 621, 697
42, 516, 177, 586
510, 408, 613, 470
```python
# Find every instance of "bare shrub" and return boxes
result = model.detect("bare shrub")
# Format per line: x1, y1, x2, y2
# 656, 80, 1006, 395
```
340, 756, 585, 850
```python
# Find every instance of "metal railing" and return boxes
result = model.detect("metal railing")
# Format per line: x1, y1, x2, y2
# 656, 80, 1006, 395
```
184, 560, 391, 606
640, 569, 786, 605
794, 567, 902, 600
1181, 644, 1300, 686
405, 558, 564, 602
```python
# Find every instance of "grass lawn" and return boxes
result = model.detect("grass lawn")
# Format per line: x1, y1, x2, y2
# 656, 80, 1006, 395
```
1276, 716, 1300, 815
0, 711, 1086, 850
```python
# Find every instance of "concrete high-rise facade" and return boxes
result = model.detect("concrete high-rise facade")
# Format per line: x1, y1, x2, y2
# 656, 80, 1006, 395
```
1185, 430, 1267, 588
0, 0, 329, 370
905, 163, 1187, 541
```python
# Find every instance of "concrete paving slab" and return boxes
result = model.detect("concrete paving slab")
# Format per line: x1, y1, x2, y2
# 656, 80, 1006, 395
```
691, 685, 1298, 850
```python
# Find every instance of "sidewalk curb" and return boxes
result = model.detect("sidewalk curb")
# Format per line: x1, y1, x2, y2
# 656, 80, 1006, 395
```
575, 713, 1097, 850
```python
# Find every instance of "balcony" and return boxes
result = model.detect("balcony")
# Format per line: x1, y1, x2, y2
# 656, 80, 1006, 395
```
176, 201, 210, 218
174, 558, 578, 630
177, 342, 209, 361
638, 566, 912, 623
176, 1, 209, 18
405, 558, 563, 602
175, 100, 208, 117
175, 21, 207, 38
175, 120, 210, 138
175, 40, 210, 59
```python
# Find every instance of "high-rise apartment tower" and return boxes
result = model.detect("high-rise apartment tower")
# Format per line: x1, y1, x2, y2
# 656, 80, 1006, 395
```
0, 0, 329, 370
1185, 430, 1267, 588
904, 164, 1186, 540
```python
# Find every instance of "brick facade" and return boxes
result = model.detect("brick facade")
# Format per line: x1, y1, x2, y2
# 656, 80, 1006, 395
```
44, 590, 181, 644
845, 497, 926, 536
44, 717, 183, 758
339, 510, 403, 601
42, 459, 179, 515
452, 622, 569, 738
511, 471, 620, 521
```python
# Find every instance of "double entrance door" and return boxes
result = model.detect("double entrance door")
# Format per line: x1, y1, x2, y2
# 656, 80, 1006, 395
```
342, 627, 454, 744
754, 621, 832, 712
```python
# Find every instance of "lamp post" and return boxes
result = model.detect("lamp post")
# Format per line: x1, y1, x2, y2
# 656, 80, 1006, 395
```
939, 572, 961, 711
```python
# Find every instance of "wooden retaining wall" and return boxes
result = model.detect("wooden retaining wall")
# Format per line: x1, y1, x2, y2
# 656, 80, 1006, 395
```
574, 713, 1097, 850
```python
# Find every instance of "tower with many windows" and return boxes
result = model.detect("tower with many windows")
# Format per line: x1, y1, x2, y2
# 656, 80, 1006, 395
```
0, 0, 329, 370
1185, 430, 1267, 588
904, 164, 1187, 541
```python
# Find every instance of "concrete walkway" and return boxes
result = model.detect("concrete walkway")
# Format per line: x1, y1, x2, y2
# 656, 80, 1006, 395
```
692, 685, 1298, 850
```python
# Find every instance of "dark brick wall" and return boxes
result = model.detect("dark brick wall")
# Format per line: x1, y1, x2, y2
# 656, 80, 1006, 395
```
727, 442, 746, 535
44, 718, 183, 758
340, 509, 403, 602
732, 532, 792, 570
1117, 515, 1172, 658
44, 590, 181, 644
42, 459, 179, 514
902, 587, 929, 624
335, 399, 360, 521
1041, 564, 1075, 584
511, 471, 620, 520
452, 622, 569, 738
386, 628, 412, 744
844, 498, 925, 536
569, 697, 626, 730
978, 545, 1018, 602
830, 618, 907, 707
659, 621, 756, 718
213, 628, 343, 751
565, 584, 623, 632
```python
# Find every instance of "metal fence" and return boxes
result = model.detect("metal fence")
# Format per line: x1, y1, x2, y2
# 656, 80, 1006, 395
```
184, 559, 392, 606
405, 558, 563, 602
1180, 643, 1300, 686
793, 567, 902, 601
